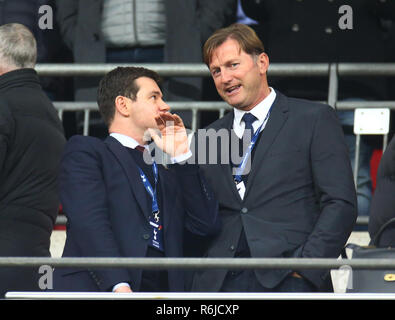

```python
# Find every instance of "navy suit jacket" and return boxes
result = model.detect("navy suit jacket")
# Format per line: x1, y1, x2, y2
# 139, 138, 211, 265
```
53, 135, 219, 292
192, 91, 357, 291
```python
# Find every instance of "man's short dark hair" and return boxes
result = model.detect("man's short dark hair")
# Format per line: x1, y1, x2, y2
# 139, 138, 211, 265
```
97, 66, 162, 127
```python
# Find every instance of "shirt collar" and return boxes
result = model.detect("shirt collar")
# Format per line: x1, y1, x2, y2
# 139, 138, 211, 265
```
233, 87, 276, 127
110, 132, 148, 150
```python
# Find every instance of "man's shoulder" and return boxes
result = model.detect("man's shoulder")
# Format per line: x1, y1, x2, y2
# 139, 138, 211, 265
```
64, 135, 107, 153
276, 91, 334, 120
203, 111, 233, 131
278, 91, 330, 112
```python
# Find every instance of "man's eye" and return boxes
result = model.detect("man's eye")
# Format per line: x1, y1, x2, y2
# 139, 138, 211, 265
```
211, 69, 220, 77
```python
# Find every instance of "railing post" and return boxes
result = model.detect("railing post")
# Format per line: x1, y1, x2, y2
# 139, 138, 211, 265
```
327, 63, 338, 109
83, 109, 90, 136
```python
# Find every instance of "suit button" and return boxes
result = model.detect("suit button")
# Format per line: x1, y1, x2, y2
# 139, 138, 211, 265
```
292, 24, 299, 32
229, 245, 235, 251
325, 27, 333, 34
241, 207, 248, 214
142, 234, 150, 240
93, 33, 100, 41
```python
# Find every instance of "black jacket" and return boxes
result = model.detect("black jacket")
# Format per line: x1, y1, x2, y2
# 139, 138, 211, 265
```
0, 68, 65, 295
369, 136, 395, 247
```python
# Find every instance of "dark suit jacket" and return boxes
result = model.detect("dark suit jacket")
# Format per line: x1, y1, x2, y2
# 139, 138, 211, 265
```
369, 136, 395, 247
191, 91, 357, 291
0, 69, 65, 296
53, 135, 219, 292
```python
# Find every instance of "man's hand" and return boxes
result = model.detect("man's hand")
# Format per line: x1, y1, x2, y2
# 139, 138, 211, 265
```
148, 112, 190, 157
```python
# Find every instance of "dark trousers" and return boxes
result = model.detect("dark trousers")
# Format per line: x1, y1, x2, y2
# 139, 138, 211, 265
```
220, 269, 317, 293
140, 247, 169, 292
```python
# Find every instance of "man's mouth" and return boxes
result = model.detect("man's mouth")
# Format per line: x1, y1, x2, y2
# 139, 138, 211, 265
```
225, 84, 241, 95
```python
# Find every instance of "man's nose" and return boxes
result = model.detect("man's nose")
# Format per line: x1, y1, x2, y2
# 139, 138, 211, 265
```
159, 100, 170, 112
220, 69, 233, 84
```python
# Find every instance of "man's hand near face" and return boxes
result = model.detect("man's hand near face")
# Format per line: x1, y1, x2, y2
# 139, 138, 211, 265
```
148, 112, 190, 158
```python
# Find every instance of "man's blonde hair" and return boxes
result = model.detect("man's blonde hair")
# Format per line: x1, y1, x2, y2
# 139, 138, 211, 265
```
203, 23, 265, 66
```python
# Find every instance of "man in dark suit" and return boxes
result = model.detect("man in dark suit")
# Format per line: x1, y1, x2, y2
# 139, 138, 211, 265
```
191, 23, 357, 292
0, 23, 66, 297
53, 66, 219, 292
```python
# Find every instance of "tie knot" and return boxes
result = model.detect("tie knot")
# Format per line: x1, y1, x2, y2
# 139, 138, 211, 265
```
135, 145, 146, 153
242, 113, 257, 132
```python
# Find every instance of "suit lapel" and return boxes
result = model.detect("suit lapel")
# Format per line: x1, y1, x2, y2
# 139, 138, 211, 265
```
244, 92, 289, 197
212, 112, 244, 203
105, 136, 151, 220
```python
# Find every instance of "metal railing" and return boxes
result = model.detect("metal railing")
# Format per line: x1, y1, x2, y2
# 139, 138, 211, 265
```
3, 256, 395, 299
2, 256, 395, 269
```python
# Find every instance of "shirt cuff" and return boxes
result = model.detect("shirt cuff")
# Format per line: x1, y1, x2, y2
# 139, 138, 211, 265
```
170, 150, 192, 164
112, 282, 131, 292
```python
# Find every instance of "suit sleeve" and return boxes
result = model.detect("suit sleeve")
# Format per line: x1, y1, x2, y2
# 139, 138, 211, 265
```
169, 162, 220, 237
0, 103, 14, 174
59, 137, 130, 291
296, 105, 357, 286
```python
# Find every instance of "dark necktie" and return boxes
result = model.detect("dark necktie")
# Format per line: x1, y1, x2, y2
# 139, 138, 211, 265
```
242, 113, 257, 142
135, 145, 145, 153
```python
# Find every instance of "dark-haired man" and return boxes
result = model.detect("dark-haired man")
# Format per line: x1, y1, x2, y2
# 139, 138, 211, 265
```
191, 23, 357, 292
53, 66, 219, 292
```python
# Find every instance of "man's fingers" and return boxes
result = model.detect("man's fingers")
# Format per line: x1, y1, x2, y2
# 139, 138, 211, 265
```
172, 113, 184, 127
157, 112, 185, 129
154, 115, 166, 130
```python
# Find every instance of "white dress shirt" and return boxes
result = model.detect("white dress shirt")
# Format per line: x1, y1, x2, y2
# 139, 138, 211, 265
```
232, 87, 276, 139
110, 132, 192, 163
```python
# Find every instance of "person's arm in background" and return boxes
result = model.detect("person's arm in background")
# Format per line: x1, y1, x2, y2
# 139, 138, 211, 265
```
55, 0, 79, 50
198, 0, 238, 44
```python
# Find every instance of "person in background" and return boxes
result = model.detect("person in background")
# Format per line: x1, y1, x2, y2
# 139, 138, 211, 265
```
369, 135, 395, 247
55, 0, 237, 136
0, 23, 66, 297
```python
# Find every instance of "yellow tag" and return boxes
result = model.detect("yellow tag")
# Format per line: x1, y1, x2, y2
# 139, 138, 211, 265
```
384, 274, 395, 282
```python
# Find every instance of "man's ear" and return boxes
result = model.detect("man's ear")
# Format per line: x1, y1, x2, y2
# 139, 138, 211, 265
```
257, 52, 269, 75
114, 95, 130, 117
